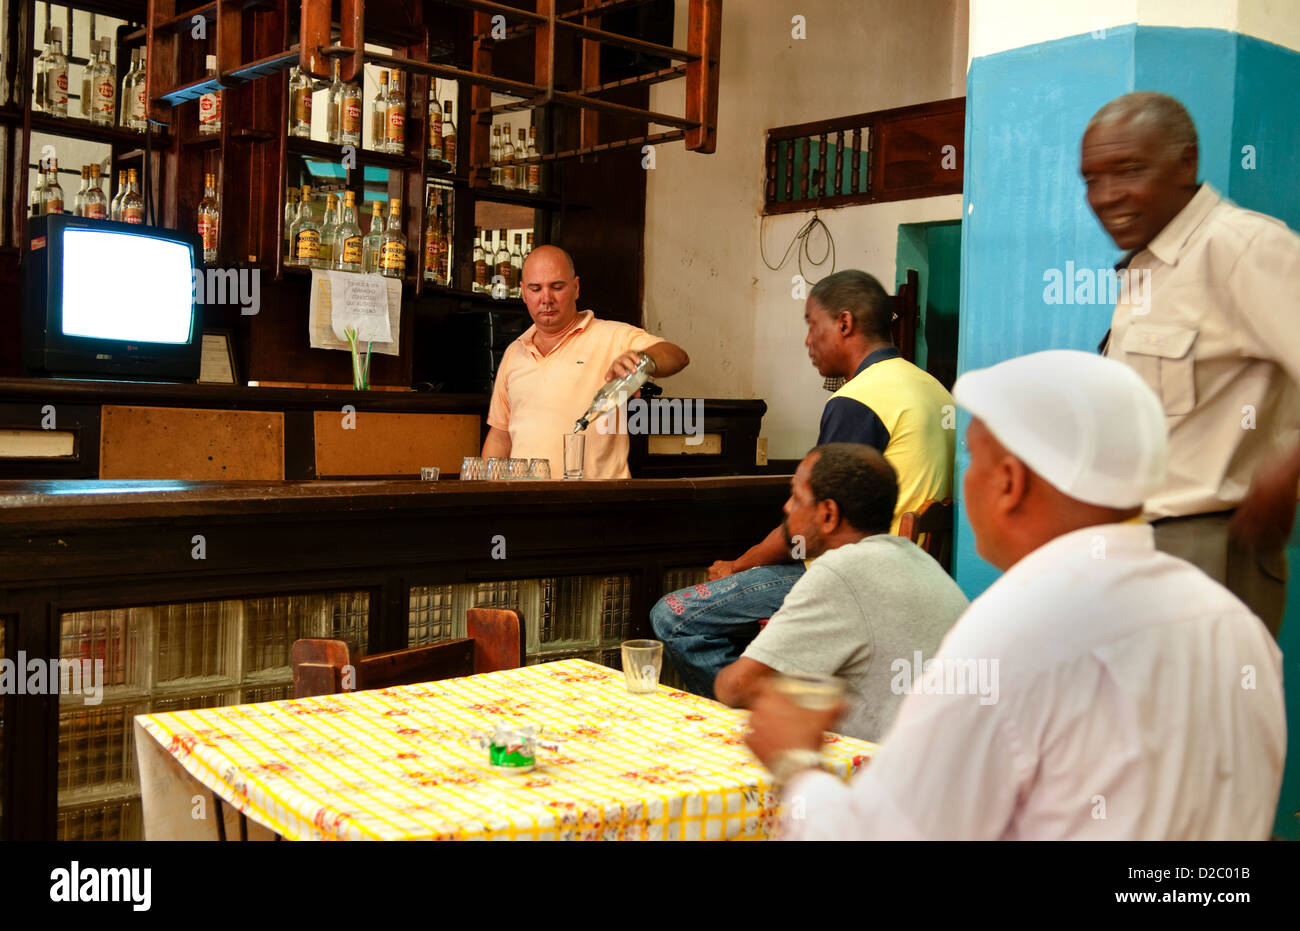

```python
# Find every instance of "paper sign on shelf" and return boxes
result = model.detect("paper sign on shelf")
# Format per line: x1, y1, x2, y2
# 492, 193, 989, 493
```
307, 269, 401, 355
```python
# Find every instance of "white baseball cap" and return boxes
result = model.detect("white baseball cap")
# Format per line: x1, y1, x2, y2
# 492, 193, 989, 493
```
953, 350, 1167, 508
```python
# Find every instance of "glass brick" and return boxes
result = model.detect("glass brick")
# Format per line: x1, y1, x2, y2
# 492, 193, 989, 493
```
57, 797, 142, 842
599, 575, 633, 642
60, 607, 146, 690
243, 594, 335, 675
242, 683, 292, 705
58, 703, 140, 796
331, 591, 370, 653
151, 690, 237, 715
408, 583, 460, 646
155, 600, 238, 684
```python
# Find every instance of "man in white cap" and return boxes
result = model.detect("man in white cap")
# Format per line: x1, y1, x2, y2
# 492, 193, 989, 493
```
746, 350, 1286, 840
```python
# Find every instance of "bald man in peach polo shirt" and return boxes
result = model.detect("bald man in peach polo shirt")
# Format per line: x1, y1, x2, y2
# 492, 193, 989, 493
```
482, 246, 691, 479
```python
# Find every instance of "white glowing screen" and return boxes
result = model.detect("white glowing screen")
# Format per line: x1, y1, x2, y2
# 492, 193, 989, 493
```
61, 228, 195, 343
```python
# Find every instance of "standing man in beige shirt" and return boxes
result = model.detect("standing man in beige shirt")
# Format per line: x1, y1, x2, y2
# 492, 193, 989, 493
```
1082, 91, 1300, 635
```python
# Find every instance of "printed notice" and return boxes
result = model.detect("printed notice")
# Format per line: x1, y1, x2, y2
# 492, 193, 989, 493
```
308, 270, 401, 355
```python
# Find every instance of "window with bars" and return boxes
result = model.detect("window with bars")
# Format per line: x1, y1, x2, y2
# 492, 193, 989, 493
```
765, 97, 965, 215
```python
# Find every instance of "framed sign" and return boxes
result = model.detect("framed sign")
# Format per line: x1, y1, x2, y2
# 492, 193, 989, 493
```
198, 330, 238, 385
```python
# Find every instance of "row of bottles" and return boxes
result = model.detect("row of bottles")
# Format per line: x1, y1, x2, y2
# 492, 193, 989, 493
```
31, 160, 142, 224
34, 30, 155, 132
286, 187, 406, 279
490, 123, 541, 193
472, 228, 533, 299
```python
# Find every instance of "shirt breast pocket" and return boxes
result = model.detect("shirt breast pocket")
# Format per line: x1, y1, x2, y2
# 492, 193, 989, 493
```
1121, 323, 1198, 416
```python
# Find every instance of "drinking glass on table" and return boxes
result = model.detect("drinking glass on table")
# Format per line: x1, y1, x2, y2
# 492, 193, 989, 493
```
420, 466, 440, 481
487, 457, 507, 481
621, 639, 663, 694
528, 458, 551, 479
461, 457, 485, 480
771, 673, 845, 711
507, 458, 530, 480
563, 433, 585, 480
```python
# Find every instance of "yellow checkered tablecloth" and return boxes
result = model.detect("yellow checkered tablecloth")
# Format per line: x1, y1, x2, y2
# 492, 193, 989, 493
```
136, 659, 876, 841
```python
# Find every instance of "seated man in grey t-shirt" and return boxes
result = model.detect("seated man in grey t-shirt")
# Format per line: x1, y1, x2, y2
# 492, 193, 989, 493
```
714, 443, 969, 742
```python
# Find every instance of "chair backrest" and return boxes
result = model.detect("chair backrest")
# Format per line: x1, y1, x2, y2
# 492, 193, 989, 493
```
292, 607, 524, 698
897, 497, 954, 572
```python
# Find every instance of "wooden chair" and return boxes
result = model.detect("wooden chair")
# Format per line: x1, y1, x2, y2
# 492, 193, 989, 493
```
897, 497, 954, 572
292, 607, 525, 698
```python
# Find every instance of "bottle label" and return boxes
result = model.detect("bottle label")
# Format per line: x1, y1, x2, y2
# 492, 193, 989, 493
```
85, 202, 106, 220
387, 107, 405, 143
428, 128, 442, 154
134, 86, 146, 116
474, 261, 488, 286
95, 78, 116, 114
342, 236, 363, 264
444, 135, 456, 166
528, 164, 540, 188
293, 89, 310, 123
45, 195, 63, 214
124, 205, 143, 224
296, 229, 320, 259
200, 93, 220, 125
343, 100, 361, 133
424, 235, 441, 268
50, 67, 68, 104
199, 214, 217, 251
380, 241, 405, 270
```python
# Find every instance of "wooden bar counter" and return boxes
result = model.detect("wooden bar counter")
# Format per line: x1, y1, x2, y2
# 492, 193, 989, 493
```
0, 475, 788, 840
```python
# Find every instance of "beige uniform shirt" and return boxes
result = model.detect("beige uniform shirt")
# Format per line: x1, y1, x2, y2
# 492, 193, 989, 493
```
1104, 184, 1300, 520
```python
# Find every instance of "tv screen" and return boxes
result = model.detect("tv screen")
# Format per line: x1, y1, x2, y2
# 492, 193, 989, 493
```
24, 215, 204, 381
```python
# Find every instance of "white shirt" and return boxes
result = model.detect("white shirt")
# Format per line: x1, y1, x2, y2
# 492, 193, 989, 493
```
782, 523, 1286, 840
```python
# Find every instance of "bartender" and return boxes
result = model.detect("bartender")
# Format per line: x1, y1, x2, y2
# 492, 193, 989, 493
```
482, 245, 691, 478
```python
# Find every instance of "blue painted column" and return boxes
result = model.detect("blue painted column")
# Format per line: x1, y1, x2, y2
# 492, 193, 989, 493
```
957, 19, 1300, 836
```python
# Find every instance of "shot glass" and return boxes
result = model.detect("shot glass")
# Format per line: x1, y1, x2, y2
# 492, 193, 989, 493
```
528, 458, 551, 479
487, 457, 507, 481
563, 433, 585, 480
420, 467, 440, 481
621, 639, 663, 694
771, 673, 845, 711
461, 457, 485, 481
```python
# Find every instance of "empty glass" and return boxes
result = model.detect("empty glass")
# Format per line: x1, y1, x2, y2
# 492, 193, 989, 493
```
420, 467, 440, 481
461, 457, 485, 480
507, 458, 530, 480
621, 639, 663, 694
487, 457, 508, 480
563, 433, 585, 480
528, 458, 551, 479
771, 673, 845, 711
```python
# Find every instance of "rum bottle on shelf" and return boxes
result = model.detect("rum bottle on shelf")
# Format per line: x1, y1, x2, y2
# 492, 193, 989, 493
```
384, 73, 406, 154
335, 190, 363, 272
81, 38, 94, 119
121, 168, 144, 224
527, 126, 540, 193
289, 64, 312, 138
426, 89, 443, 161
340, 67, 362, 146
362, 200, 384, 272
525, 231, 534, 258
199, 55, 222, 135
110, 170, 127, 220
325, 57, 343, 144
490, 126, 502, 186
370, 70, 388, 150
283, 186, 298, 259
472, 229, 487, 293
379, 198, 406, 279
119, 49, 138, 129
500, 123, 516, 191
90, 38, 116, 126
516, 128, 528, 191
42, 27, 69, 117
510, 234, 524, 298
442, 101, 457, 170
42, 160, 64, 215
84, 165, 107, 220
290, 188, 319, 266
493, 229, 510, 299
31, 171, 47, 217
198, 172, 220, 265
73, 166, 88, 216
128, 49, 148, 132
317, 193, 339, 269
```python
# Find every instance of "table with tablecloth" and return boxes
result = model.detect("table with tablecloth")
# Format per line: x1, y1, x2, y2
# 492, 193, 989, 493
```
134, 658, 875, 841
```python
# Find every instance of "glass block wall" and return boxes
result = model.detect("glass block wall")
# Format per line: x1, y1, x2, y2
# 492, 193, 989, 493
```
57, 592, 369, 841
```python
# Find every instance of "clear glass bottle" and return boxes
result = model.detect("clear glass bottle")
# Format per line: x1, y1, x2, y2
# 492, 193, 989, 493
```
129, 48, 148, 132
527, 125, 540, 193
509, 233, 524, 298
422, 193, 441, 282
31, 170, 46, 217
370, 70, 388, 150
42, 159, 65, 215
73, 165, 88, 216
110, 169, 127, 220
121, 168, 144, 224
119, 49, 138, 129
290, 188, 319, 266
517, 128, 529, 191
335, 190, 363, 272
379, 198, 406, 279
283, 186, 298, 259
490, 125, 502, 186
289, 64, 313, 138
500, 122, 516, 191
90, 38, 116, 127
472, 229, 486, 293
384, 72, 406, 154
81, 38, 95, 119
493, 229, 510, 299
198, 171, 219, 265
362, 200, 384, 273
285, 184, 306, 263
439, 206, 453, 285
85, 164, 108, 219
339, 66, 362, 146
525, 230, 534, 259
426, 90, 443, 161
325, 58, 343, 144
199, 55, 222, 135
43, 27, 69, 117
317, 193, 338, 269
574, 352, 657, 432
442, 100, 457, 170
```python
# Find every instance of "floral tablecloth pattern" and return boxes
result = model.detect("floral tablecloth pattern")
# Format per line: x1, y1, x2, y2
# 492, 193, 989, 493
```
136, 659, 875, 840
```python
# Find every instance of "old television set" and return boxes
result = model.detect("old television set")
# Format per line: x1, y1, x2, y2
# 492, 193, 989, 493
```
23, 215, 204, 381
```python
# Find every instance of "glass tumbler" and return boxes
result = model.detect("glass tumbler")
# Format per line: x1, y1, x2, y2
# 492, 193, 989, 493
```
461, 457, 485, 480
487, 457, 507, 481
563, 433, 585, 480
528, 458, 551, 479
621, 639, 663, 694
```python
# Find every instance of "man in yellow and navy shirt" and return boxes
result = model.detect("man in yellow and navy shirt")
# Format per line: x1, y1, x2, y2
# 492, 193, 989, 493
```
651, 270, 955, 698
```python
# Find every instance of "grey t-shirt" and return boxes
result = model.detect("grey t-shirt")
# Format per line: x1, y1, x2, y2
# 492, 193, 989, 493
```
742, 534, 969, 742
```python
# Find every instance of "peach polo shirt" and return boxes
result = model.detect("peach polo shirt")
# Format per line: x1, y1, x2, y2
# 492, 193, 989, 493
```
487, 310, 664, 479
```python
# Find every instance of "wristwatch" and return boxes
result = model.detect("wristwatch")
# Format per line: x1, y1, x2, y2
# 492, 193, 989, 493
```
768, 748, 823, 785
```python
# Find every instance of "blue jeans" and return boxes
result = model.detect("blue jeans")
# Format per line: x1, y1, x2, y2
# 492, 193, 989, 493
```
650, 564, 806, 700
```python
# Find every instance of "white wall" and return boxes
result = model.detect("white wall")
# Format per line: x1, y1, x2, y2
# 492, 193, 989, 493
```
644, 0, 968, 460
